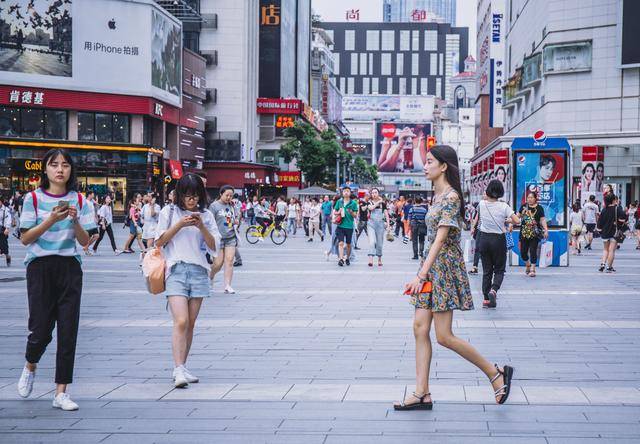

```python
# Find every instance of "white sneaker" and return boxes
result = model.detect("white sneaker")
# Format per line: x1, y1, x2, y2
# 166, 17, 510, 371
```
182, 366, 199, 383
115, 249, 123, 255
52, 392, 79, 411
17, 365, 35, 398
224, 286, 236, 294
173, 366, 189, 388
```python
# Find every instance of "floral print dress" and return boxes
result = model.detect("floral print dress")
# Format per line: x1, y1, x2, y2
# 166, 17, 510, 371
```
411, 189, 474, 312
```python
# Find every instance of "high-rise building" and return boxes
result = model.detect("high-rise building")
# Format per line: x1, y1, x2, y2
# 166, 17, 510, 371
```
383, 0, 456, 25
321, 21, 468, 101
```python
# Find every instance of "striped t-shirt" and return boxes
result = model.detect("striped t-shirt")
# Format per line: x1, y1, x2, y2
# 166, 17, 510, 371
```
20, 188, 97, 265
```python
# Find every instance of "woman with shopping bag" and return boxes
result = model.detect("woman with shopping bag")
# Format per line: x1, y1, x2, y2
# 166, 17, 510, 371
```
517, 192, 548, 277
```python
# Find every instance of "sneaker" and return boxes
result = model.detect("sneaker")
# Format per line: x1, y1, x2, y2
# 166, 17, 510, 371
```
224, 286, 236, 294
488, 289, 497, 308
338, 259, 344, 267
233, 261, 243, 267
598, 263, 605, 272
52, 392, 79, 411
468, 267, 478, 275
482, 300, 490, 308
115, 249, 123, 255
182, 366, 199, 383
173, 367, 189, 388
412, 256, 419, 260
345, 258, 351, 266
307, 239, 313, 242
17, 365, 35, 398
606, 266, 616, 273
354, 246, 360, 250
5, 255, 10, 267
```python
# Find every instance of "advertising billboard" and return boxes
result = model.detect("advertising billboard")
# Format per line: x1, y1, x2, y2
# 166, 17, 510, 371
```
376, 122, 432, 174
620, 0, 640, 68
342, 95, 434, 121
513, 151, 567, 227
0, 0, 182, 107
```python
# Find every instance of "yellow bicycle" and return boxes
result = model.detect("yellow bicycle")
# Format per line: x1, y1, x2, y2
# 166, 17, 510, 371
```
245, 220, 288, 245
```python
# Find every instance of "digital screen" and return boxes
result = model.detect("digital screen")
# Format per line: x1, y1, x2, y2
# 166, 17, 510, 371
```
513, 150, 567, 228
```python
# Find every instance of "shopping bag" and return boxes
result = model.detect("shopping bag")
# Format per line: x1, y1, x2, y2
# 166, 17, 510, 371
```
142, 247, 166, 294
538, 241, 553, 268
463, 238, 476, 262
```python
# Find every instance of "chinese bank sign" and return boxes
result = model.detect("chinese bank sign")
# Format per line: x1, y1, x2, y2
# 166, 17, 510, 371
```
0, 0, 182, 107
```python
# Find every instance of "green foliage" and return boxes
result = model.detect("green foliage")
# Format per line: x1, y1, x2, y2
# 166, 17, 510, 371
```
282, 121, 341, 186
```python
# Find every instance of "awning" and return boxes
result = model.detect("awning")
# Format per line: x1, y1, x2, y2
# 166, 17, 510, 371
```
295, 186, 336, 196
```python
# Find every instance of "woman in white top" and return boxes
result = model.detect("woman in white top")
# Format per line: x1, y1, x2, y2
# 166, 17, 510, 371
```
286, 198, 299, 235
92, 195, 120, 254
477, 180, 520, 308
141, 193, 161, 249
569, 203, 584, 255
155, 174, 220, 388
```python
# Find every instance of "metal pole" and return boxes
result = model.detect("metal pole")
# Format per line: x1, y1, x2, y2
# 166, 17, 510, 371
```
336, 153, 340, 190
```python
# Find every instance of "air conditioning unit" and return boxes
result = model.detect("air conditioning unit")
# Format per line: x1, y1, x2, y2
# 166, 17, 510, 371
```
203, 50, 218, 66
201, 13, 218, 29
205, 88, 217, 104
263, 156, 276, 163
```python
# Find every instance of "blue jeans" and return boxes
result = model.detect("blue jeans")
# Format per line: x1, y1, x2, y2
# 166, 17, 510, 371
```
287, 217, 297, 235
322, 214, 332, 235
368, 219, 385, 257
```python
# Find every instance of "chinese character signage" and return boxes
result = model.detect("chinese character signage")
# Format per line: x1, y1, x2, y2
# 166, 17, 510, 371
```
256, 98, 302, 114
261, 3, 281, 25
489, 0, 505, 128
276, 171, 301, 187
514, 151, 567, 227
9, 89, 45, 106
345, 9, 360, 21
259, 0, 282, 98
411, 9, 427, 22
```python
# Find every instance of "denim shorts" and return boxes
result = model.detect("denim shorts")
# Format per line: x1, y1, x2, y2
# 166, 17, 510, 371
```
220, 236, 238, 248
165, 262, 211, 299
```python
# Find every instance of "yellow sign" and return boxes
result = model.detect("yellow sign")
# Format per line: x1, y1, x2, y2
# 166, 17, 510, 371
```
261, 4, 280, 25
153, 166, 161, 176
24, 159, 42, 171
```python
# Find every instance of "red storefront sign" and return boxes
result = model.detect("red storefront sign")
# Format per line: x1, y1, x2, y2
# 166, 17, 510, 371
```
276, 171, 301, 187
169, 160, 184, 179
494, 149, 509, 165
0, 85, 180, 125
582, 146, 604, 162
256, 98, 302, 114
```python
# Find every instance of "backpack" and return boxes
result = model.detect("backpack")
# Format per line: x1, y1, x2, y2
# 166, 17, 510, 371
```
142, 205, 174, 295
31, 190, 83, 219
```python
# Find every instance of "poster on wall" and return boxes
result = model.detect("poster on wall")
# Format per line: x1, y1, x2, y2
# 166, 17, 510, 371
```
376, 122, 432, 174
151, 8, 182, 98
0, 0, 72, 77
514, 151, 567, 227
581, 146, 604, 204
494, 149, 510, 203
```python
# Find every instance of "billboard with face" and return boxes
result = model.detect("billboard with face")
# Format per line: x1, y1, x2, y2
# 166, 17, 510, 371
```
514, 151, 567, 227
376, 122, 432, 174
0, 0, 182, 107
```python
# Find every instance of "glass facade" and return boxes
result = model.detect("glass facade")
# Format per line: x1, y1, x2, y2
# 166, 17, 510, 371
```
78, 112, 130, 143
0, 107, 67, 140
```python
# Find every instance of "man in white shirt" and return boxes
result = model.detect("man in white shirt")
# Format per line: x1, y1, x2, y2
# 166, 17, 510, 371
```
82, 191, 100, 256
583, 194, 599, 250
0, 198, 12, 266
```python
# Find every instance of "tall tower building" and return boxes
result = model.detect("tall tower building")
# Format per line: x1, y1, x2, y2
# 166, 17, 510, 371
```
383, 0, 456, 25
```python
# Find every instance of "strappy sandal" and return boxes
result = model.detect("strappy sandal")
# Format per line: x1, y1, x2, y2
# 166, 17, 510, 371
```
393, 388, 433, 411
529, 269, 536, 277
491, 364, 514, 405
525, 265, 531, 275
469, 267, 478, 275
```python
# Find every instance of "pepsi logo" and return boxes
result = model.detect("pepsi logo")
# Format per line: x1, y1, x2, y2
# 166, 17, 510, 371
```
517, 155, 526, 164
533, 130, 546, 142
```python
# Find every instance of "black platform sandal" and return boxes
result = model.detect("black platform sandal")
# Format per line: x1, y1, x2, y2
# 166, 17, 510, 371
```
491, 364, 514, 405
393, 388, 433, 411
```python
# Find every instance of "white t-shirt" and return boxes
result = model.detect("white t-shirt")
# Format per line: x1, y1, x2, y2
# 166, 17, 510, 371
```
155, 205, 221, 276
98, 204, 113, 225
479, 200, 514, 234
276, 201, 287, 216
287, 203, 298, 219
583, 202, 598, 224
569, 211, 584, 229
142, 203, 161, 239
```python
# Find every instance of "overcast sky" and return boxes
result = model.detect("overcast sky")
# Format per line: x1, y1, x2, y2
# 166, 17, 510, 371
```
312, 0, 477, 57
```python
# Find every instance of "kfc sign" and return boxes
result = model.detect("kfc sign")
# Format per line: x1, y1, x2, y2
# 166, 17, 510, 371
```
256, 98, 302, 114
9, 89, 45, 106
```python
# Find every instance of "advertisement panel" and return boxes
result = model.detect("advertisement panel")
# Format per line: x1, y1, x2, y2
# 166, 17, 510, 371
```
343, 95, 435, 121
620, 0, 640, 68
581, 146, 604, 204
543, 41, 592, 74
376, 122, 432, 174
513, 151, 567, 227
399, 96, 435, 121
494, 149, 510, 204
0, 0, 181, 107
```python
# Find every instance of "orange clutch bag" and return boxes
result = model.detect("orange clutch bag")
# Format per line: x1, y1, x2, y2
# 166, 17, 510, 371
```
404, 281, 432, 295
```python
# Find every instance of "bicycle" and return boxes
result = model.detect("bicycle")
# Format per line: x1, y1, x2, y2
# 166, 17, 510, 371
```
245, 220, 287, 245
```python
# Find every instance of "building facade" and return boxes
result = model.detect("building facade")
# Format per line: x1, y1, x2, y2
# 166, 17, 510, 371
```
497, 0, 640, 205
383, 0, 457, 25
321, 21, 468, 102
0, 0, 186, 211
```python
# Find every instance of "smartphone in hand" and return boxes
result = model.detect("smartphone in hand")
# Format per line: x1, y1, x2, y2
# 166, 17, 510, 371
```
58, 200, 70, 210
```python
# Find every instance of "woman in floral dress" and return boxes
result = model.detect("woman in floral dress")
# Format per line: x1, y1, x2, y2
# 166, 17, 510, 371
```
394, 145, 514, 411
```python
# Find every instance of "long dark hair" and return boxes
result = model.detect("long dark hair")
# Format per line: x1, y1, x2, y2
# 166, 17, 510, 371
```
40, 148, 77, 193
430, 145, 465, 219
175, 173, 208, 211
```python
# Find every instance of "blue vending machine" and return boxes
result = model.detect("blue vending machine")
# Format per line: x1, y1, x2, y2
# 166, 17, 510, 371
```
509, 132, 570, 267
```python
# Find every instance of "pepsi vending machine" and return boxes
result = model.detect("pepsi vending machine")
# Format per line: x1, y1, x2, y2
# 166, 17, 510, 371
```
510, 132, 570, 267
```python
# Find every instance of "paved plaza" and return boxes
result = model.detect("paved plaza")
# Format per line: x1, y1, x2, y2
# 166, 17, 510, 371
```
0, 226, 639, 443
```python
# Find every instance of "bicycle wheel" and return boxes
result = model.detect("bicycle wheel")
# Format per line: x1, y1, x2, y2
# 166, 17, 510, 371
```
245, 226, 262, 244
270, 226, 287, 245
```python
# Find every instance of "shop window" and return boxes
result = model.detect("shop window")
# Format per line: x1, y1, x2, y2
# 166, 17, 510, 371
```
0, 107, 20, 137
95, 113, 113, 142
78, 112, 95, 141
143, 116, 153, 145
44, 110, 67, 140
21, 108, 44, 138
113, 114, 130, 143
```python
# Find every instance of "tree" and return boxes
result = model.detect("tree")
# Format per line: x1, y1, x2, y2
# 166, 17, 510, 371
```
281, 121, 341, 186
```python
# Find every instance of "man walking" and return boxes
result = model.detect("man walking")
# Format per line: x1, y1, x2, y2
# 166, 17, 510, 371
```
334, 187, 358, 267
583, 195, 599, 250
321, 195, 333, 236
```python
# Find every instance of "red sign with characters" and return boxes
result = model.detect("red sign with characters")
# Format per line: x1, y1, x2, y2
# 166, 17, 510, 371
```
276, 171, 301, 187
169, 160, 183, 179
256, 98, 302, 114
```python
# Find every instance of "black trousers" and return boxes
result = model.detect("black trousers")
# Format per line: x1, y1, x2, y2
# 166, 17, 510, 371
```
25, 256, 83, 384
479, 232, 507, 299
303, 217, 310, 237
473, 232, 482, 268
394, 215, 404, 236
93, 224, 117, 252
355, 220, 368, 246
411, 223, 426, 257
520, 237, 540, 264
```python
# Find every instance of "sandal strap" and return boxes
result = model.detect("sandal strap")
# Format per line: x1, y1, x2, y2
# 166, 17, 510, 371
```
494, 385, 507, 396
490, 365, 503, 383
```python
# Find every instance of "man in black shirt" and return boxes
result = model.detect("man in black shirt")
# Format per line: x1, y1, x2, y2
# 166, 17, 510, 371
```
354, 196, 370, 250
